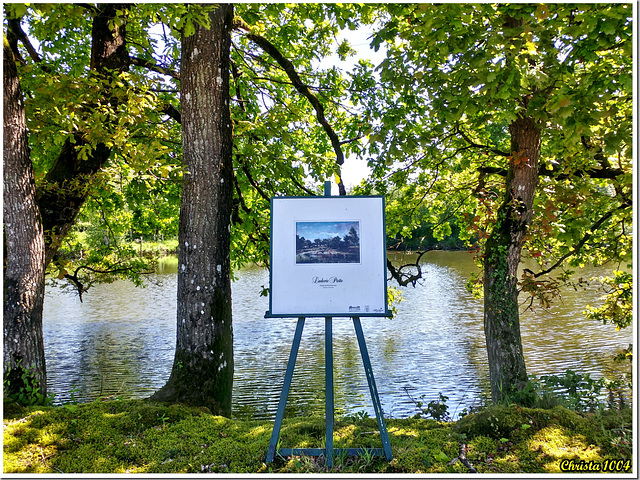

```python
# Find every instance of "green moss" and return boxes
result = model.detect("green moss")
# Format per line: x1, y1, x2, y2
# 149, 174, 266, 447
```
3, 400, 633, 474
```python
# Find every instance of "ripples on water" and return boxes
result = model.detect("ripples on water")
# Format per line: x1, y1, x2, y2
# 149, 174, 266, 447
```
42, 251, 631, 419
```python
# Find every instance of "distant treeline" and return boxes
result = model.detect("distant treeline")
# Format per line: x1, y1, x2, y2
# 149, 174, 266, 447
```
296, 226, 359, 253
387, 221, 467, 251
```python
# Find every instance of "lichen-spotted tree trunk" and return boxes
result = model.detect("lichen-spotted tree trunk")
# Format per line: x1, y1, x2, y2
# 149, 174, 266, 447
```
150, 4, 234, 415
483, 114, 541, 403
3, 36, 47, 396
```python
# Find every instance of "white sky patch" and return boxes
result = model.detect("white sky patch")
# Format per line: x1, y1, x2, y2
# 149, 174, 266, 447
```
313, 25, 387, 191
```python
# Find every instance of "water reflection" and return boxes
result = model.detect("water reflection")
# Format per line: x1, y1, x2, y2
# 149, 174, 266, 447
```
42, 251, 631, 419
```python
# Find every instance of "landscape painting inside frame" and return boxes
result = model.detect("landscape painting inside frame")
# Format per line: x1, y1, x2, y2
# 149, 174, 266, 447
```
296, 221, 360, 264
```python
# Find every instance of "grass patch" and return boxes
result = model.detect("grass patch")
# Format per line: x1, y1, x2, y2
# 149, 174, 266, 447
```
123, 238, 179, 258
3, 400, 632, 474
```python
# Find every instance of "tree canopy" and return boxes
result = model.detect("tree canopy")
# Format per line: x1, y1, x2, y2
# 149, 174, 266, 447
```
350, 3, 632, 301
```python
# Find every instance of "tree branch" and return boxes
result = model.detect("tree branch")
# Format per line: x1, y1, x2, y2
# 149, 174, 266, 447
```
64, 264, 152, 302
290, 175, 317, 196
161, 103, 181, 123
231, 58, 317, 202
6, 17, 54, 72
75, 3, 100, 13
533, 199, 632, 278
479, 134, 626, 180
340, 135, 365, 146
130, 56, 180, 80
232, 171, 249, 225
478, 166, 508, 177
237, 158, 271, 202
479, 165, 625, 180
456, 125, 511, 157
387, 251, 431, 287
234, 17, 347, 195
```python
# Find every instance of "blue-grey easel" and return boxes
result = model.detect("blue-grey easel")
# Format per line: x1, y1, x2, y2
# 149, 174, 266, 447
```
265, 182, 393, 467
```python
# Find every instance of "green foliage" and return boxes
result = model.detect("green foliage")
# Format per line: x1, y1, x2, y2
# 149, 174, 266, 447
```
536, 371, 613, 413
355, 4, 632, 404
581, 270, 633, 382
7, 3, 383, 285
3, 360, 55, 407
584, 270, 633, 331
410, 393, 453, 422
339, 409, 370, 424
493, 369, 631, 413
9, 3, 632, 299
227, 3, 378, 267
6, 3, 185, 294
386, 285, 404, 317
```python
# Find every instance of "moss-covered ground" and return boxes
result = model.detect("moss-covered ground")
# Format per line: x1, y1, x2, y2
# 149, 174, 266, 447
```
3, 399, 632, 474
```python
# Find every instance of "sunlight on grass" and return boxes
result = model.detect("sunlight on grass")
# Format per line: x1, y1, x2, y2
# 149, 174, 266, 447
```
247, 424, 271, 438
528, 425, 602, 473
388, 425, 419, 438
3, 400, 632, 474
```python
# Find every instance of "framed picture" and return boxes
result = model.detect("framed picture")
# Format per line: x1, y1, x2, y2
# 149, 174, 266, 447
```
266, 196, 390, 317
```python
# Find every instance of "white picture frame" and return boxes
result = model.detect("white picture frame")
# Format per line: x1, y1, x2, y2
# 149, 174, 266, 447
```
266, 196, 390, 317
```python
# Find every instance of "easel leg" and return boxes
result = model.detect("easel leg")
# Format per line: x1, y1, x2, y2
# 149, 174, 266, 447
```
325, 316, 334, 468
267, 317, 305, 462
353, 317, 393, 461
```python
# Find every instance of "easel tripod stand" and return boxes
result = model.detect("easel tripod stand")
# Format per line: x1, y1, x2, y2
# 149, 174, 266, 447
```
265, 315, 392, 467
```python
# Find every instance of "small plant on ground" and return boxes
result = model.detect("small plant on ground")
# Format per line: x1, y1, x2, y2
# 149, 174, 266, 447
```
538, 370, 609, 412
404, 389, 453, 421
340, 409, 370, 423
3, 359, 54, 406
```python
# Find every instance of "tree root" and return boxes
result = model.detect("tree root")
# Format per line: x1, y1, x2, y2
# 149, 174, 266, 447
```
447, 443, 478, 473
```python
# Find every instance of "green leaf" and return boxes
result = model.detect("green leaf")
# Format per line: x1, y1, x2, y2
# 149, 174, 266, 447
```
183, 19, 195, 37
7, 3, 29, 18
434, 451, 449, 462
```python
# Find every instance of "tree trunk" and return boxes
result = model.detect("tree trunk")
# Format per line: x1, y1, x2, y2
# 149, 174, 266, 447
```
483, 114, 541, 403
3, 36, 47, 397
35, 3, 129, 267
150, 4, 235, 416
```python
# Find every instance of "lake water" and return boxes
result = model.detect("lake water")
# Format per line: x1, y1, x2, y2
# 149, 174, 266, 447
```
42, 251, 632, 419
